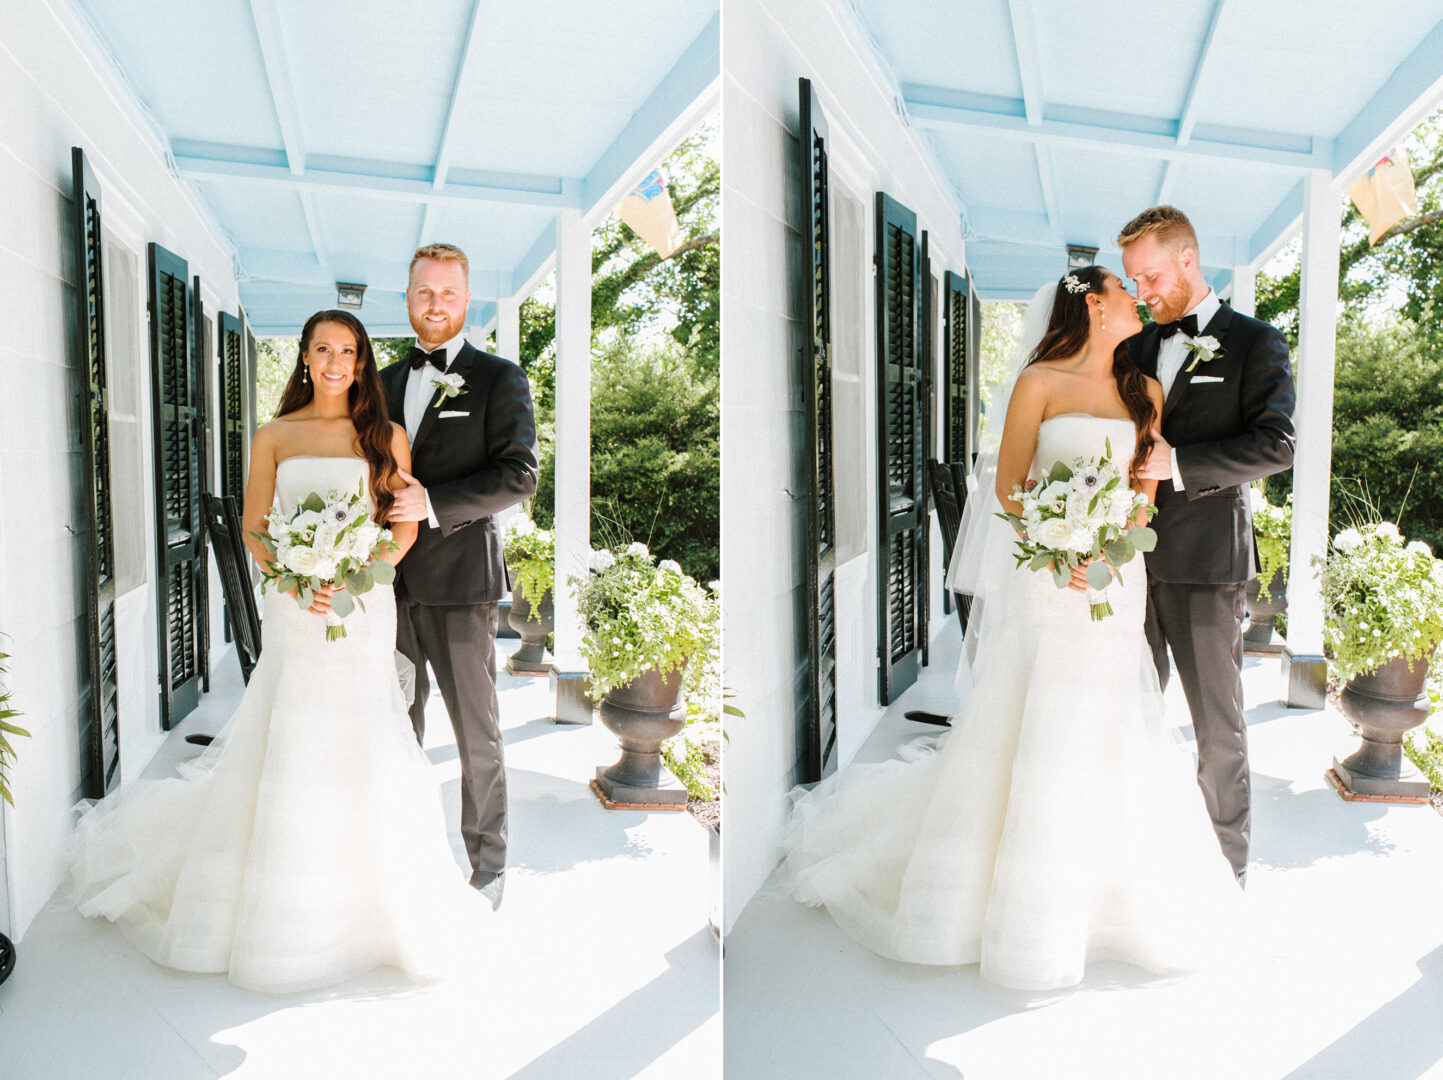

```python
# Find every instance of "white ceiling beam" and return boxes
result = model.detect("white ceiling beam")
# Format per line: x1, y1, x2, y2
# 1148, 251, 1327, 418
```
1006, 0, 1043, 126
298, 191, 329, 274
1176, 0, 1235, 146
903, 91, 1331, 171
248, 0, 306, 176
432, 0, 487, 191
179, 156, 584, 209
1033, 144, 1057, 228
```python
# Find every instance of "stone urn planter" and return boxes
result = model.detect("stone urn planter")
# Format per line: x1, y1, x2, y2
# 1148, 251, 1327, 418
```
592, 667, 689, 809
505, 570, 553, 676
0, 931, 13, 987
1332, 654, 1433, 799
1243, 568, 1287, 654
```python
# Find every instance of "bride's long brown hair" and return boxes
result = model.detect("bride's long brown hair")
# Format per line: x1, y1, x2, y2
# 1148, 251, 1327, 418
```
274, 309, 399, 523
1026, 264, 1156, 476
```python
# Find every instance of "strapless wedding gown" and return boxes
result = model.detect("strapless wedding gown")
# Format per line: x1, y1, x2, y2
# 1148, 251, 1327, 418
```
780, 416, 1243, 991
69, 456, 484, 993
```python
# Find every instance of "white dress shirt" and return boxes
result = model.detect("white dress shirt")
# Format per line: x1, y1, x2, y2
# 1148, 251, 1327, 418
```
1156, 289, 1221, 491
401, 331, 467, 529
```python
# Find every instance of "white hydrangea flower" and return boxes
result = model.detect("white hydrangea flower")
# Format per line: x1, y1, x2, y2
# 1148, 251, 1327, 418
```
590, 548, 616, 571
625, 541, 651, 560
1333, 528, 1363, 552
1376, 521, 1402, 542
659, 559, 682, 574
1406, 540, 1432, 558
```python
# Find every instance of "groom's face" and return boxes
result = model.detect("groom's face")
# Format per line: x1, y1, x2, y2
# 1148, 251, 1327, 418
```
407, 258, 471, 346
1121, 234, 1197, 325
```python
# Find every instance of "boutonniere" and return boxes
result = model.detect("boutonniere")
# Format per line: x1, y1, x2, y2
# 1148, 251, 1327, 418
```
1183, 334, 1223, 373
429, 370, 469, 407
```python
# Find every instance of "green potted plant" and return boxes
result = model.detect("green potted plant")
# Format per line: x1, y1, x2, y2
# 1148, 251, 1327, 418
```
1245, 485, 1291, 651
502, 513, 555, 675
573, 543, 719, 808
1320, 520, 1443, 798
0, 643, 31, 987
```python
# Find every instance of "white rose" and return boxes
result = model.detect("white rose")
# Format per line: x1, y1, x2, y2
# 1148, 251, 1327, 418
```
1193, 334, 1220, 352
1376, 522, 1402, 543
1333, 528, 1363, 552
285, 547, 320, 574
1034, 518, 1075, 550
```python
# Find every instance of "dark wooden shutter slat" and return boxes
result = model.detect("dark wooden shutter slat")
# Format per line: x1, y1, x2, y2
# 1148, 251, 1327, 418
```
797, 78, 839, 782
72, 147, 121, 798
149, 243, 202, 728
875, 192, 925, 704
944, 271, 971, 466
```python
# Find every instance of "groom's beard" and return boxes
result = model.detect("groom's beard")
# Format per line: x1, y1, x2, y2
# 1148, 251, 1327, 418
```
1147, 280, 1197, 325
411, 311, 464, 347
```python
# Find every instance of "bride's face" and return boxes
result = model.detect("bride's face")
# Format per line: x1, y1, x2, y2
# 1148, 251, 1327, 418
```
305, 322, 360, 396
1096, 275, 1143, 336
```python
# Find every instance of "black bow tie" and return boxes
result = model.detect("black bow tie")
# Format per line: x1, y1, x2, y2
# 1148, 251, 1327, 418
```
409, 347, 447, 371
1157, 314, 1200, 340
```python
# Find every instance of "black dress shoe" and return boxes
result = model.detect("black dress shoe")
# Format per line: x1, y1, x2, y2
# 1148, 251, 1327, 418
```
469, 870, 505, 910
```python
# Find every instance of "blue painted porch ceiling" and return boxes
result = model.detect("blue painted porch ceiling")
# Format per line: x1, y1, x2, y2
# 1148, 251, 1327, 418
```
851, 0, 1443, 299
71, 0, 718, 333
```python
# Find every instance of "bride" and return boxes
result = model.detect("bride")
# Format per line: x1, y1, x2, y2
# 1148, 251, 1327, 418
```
69, 309, 484, 993
780, 265, 1243, 992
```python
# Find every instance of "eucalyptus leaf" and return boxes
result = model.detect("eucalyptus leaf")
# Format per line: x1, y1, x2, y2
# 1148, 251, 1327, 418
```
1029, 551, 1054, 572
1051, 562, 1071, 589
1130, 525, 1158, 552
1085, 561, 1113, 590
330, 591, 355, 618
1105, 538, 1135, 564
370, 560, 396, 585
298, 586, 314, 609
347, 565, 375, 595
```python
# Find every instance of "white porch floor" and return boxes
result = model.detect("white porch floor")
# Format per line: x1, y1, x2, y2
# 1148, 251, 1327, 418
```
0, 637, 719, 1080
724, 622, 1443, 1080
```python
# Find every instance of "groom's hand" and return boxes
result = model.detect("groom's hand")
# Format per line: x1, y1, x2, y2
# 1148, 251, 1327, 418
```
1136, 431, 1174, 481
389, 467, 429, 522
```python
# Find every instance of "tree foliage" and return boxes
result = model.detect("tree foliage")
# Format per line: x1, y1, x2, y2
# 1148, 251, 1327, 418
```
532, 333, 719, 583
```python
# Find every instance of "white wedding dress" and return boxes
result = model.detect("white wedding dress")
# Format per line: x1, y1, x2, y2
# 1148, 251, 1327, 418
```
69, 456, 484, 993
780, 416, 1243, 992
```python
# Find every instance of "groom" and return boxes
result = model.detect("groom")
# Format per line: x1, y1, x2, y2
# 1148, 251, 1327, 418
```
380, 242, 539, 909
1119, 206, 1295, 883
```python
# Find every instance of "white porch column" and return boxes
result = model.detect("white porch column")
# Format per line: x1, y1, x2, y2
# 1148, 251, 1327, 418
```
550, 208, 593, 722
1282, 168, 1341, 708
1231, 262, 1256, 318
496, 296, 521, 363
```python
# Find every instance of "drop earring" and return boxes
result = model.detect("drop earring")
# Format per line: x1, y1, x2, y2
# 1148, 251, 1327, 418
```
301, 363, 309, 384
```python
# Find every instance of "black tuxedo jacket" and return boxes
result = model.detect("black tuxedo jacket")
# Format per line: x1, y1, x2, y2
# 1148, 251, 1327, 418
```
379, 341, 538, 606
1125, 302, 1295, 584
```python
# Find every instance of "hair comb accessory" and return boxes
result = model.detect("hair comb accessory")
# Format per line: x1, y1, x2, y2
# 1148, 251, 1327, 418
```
1062, 273, 1089, 294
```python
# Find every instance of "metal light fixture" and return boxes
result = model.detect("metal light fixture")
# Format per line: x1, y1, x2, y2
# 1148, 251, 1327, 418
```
1066, 244, 1098, 268
335, 282, 366, 309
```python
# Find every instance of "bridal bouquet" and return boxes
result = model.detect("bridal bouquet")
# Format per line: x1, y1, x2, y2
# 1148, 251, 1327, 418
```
252, 482, 398, 640
998, 439, 1157, 620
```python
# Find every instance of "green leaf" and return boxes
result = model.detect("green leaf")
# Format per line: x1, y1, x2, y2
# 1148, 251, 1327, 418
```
0, 721, 31, 739
300, 492, 326, 514
370, 560, 396, 585
346, 565, 375, 595
1047, 461, 1074, 484
1028, 551, 1054, 572
1086, 561, 1113, 590
1105, 538, 1136, 564
1051, 562, 1071, 589
298, 586, 314, 609
330, 591, 355, 618
1130, 525, 1158, 552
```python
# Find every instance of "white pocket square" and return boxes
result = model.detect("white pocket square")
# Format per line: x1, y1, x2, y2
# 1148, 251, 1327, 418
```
1191, 375, 1225, 383
438, 410, 468, 418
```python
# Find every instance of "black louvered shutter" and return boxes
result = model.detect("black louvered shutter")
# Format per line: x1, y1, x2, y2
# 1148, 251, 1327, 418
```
71, 148, 121, 798
874, 192, 924, 705
918, 233, 935, 667
943, 270, 971, 465
218, 312, 247, 502
192, 277, 211, 691
149, 244, 203, 728
797, 79, 839, 782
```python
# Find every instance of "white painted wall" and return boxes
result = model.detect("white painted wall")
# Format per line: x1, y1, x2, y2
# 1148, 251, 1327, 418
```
721, 0, 968, 930
0, 0, 241, 938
